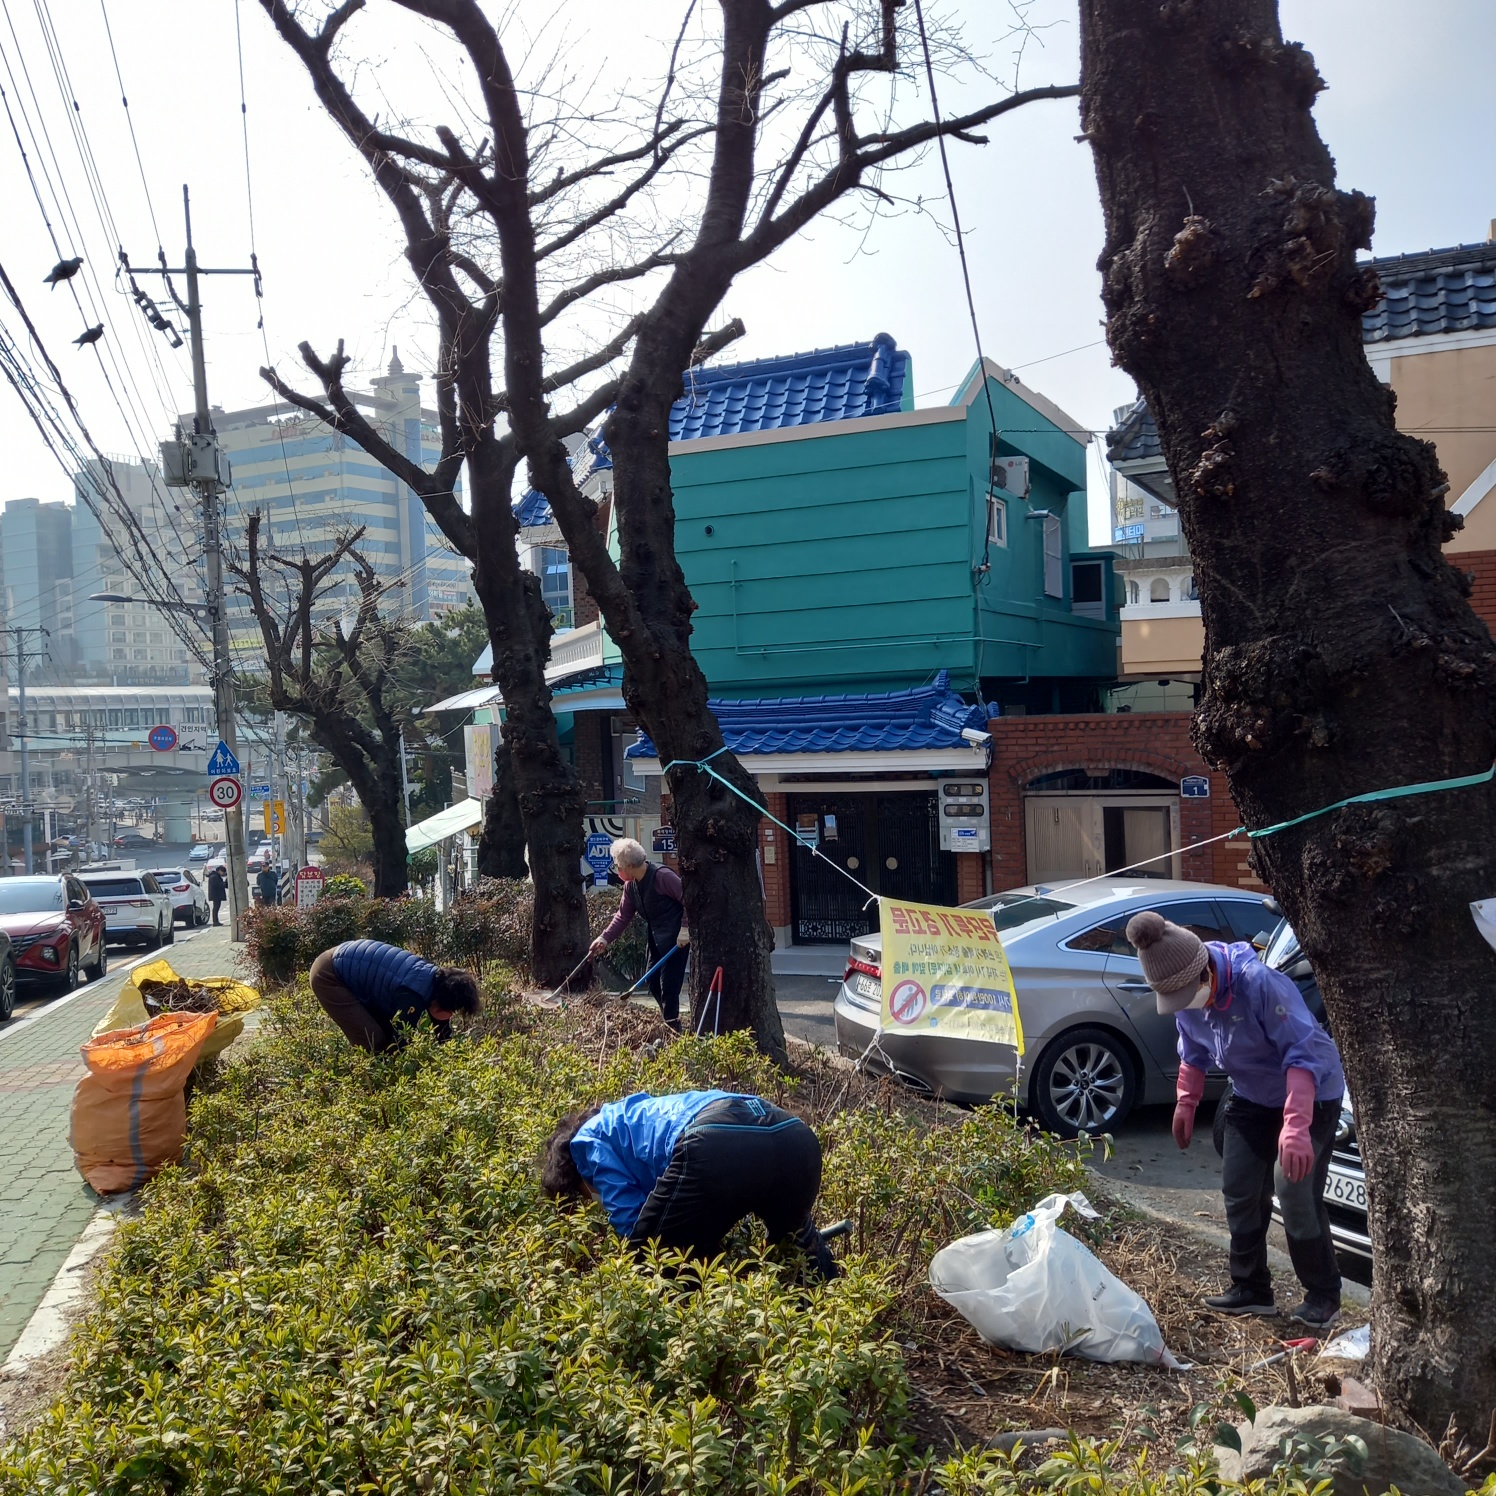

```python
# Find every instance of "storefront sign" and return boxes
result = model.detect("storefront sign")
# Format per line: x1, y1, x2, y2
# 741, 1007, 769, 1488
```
585, 831, 613, 886
879, 897, 1024, 1052
295, 865, 325, 909
464, 724, 495, 800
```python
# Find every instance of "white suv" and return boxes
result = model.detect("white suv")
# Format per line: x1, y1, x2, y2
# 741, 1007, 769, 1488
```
78, 871, 175, 948
143, 867, 210, 929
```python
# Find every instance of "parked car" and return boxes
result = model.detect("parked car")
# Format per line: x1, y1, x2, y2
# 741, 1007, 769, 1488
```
0, 874, 108, 995
143, 867, 210, 928
0, 930, 12, 1020
188, 843, 214, 862
833, 877, 1280, 1136
78, 871, 175, 948
113, 830, 157, 850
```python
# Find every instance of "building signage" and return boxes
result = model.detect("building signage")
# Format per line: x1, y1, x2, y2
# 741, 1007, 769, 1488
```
294, 865, 325, 909
1180, 775, 1211, 799
464, 724, 494, 800
651, 825, 676, 855
585, 831, 614, 887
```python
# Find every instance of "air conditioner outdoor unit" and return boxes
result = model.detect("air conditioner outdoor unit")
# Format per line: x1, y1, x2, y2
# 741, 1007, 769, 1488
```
991, 455, 1030, 498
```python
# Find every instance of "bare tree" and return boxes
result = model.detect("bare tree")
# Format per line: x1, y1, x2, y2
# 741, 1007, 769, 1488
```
232, 513, 411, 898
1079, 0, 1496, 1454
257, 0, 1077, 1052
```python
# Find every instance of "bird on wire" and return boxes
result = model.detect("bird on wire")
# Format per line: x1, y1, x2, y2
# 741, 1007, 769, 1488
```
44, 256, 84, 288
73, 324, 104, 347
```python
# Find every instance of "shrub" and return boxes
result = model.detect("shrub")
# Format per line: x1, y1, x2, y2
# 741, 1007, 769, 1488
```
0, 997, 1360, 1494
321, 873, 368, 899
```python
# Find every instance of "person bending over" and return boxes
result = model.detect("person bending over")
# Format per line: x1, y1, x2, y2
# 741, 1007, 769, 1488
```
310, 938, 481, 1053
541, 1089, 838, 1279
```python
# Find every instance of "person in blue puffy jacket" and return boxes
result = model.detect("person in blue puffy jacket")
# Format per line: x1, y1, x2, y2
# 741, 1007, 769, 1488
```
540, 1090, 838, 1279
309, 938, 481, 1052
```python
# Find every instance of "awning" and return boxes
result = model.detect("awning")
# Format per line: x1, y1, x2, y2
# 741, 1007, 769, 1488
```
425, 684, 505, 713
406, 797, 485, 852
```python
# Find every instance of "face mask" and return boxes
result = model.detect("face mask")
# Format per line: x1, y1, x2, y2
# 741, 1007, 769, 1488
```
1184, 974, 1212, 1010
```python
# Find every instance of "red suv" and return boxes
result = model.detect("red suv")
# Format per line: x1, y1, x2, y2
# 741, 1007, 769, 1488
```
0, 875, 108, 992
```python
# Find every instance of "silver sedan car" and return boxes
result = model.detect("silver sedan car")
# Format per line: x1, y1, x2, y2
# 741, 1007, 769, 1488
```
833, 877, 1280, 1136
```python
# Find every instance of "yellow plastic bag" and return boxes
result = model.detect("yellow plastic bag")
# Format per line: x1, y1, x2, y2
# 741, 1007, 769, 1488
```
92, 958, 259, 1058
71, 1010, 217, 1193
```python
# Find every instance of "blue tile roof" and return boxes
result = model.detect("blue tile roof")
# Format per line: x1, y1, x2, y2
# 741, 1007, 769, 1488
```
1362, 242, 1496, 343
1109, 240, 1496, 463
625, 670, 989, 760
515, 334, 910, 530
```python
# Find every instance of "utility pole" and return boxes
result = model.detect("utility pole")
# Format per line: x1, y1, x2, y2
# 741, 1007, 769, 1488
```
399, 730, 414, 828
140, 187, 259, 937
5, 626, 48, 874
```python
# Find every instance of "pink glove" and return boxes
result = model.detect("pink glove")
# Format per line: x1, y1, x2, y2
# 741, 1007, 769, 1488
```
1278, 1066, 1317, 1183
1172, 1063, 1206, 1150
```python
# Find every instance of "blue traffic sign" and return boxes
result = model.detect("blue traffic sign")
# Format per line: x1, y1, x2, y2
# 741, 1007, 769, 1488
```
206, 740, 241, 777
147, 724, 178, 752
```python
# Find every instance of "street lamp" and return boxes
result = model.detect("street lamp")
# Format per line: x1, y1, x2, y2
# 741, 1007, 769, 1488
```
87, 589, 248, 940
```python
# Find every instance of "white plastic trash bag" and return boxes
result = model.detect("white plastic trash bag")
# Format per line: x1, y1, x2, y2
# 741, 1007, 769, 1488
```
929, 1192, 1182, 1367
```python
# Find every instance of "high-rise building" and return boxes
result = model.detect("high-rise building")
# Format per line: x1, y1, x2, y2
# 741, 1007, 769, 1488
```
0, 497, 76, 678
215, 350, 472, 643
71, 457, 206, 685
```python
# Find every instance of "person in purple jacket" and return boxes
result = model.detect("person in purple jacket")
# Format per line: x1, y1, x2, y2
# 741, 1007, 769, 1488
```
1125, 909, 1346, 1329
589, 838, 689, 1028
540, 1090, 838, 1280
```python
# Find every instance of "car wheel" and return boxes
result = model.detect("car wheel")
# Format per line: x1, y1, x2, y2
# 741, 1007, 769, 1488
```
147, 920, 162, 951
1030, 1026, 1137, 1138
0, 956, 14, 1021
1213, 1078, 1234, 1157
85, 936, 108, 980
59, 941, 80, 993
164, 916, 175, 946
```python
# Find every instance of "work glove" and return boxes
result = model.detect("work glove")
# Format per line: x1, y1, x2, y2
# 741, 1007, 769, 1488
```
1278, 1066, 1317, 1183
1173, 1062, 1206, 1149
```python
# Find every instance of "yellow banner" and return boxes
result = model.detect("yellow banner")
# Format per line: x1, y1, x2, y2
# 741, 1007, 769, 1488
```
879, 897, 1024, 1052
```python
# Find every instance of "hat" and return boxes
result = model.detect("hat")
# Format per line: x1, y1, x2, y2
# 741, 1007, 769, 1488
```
1125, 910, 1209, 1013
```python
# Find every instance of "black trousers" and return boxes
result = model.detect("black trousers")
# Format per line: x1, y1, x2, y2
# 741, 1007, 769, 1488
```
210, 897, 223, 925
646, 939, 688, 1028
630, 1097, 831, 1274
1220, 1093, 1342, 1303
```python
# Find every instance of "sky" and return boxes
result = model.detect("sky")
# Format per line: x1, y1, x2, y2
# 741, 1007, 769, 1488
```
0, 0, 1493, 548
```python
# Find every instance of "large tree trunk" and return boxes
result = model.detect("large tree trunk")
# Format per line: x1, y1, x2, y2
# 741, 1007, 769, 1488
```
1080, 0, 1496, 1448
310, 722, 409, 898
477, 737, 528, 880
606, 386, 784, 1060
468, 440, 590, 987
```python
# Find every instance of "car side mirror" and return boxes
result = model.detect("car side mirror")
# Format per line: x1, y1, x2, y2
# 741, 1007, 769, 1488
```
68, 897, 86, 909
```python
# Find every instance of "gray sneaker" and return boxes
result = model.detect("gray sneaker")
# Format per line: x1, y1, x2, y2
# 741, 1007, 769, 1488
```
1289, 1297, 1341, 1330
1204, 1285, 1278, 1316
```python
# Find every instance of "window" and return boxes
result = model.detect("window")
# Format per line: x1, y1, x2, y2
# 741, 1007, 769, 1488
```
1183, 574, 1198, 601
1127, 580, 1140, 605
108, 710, 122, 727
987, 494, 1008, 547
1071, 559, 1105, 619
1068, 899, 1233, 957
536, 546, 572, 628
1220, 897, 1277, 949
1042, 513, 1063, 599
1150, 578, 1171, 603
124, 710, 140, 727
111, 631, 126, 643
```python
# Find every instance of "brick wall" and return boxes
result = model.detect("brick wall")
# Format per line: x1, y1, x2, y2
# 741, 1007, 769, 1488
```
987, 713, 1258, 892
955, 851, 985, 904
760, 792, 792, 930
572, 710, 605, 803
1457, 548, 1496, 634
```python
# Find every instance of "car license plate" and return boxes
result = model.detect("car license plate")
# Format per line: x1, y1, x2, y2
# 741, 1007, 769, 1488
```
1325, 1172, 1366, 1211
854, 973, 881, 1001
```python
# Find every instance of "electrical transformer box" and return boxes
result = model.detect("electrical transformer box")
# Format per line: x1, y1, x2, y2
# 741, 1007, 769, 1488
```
938, 778, 990, 853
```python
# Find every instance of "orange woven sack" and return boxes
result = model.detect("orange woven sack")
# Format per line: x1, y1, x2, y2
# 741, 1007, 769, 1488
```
70, 1010, 217, 1193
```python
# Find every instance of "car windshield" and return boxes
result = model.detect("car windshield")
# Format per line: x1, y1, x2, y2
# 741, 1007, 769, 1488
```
150, 871, 184, 883
1263, 918, 1300, 969
83, 878, 144, 897
0, 880, 63, 913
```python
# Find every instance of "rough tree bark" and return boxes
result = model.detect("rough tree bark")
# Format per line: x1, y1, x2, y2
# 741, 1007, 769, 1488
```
1080, 0, 1496, 1451
478, 739, 528, 880
232, 516, 411, 898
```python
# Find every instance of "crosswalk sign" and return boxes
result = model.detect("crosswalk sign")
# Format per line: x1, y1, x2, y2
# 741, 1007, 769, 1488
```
206, 740, 240, 777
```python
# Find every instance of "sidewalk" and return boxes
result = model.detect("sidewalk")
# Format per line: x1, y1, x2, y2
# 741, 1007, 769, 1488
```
0, 926, 238, 1361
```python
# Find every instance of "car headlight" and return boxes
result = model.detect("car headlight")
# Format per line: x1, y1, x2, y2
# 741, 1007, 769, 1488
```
40, 945, 61, 964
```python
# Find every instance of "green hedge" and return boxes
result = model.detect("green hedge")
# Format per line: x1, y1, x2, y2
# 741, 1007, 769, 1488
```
0, 988, 1396, 1494
244, 884, 648, 989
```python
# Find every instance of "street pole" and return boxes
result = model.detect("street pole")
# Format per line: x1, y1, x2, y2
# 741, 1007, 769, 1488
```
181, 187, 250, 939
5, 626, 47, 875
399, 730, 413, 829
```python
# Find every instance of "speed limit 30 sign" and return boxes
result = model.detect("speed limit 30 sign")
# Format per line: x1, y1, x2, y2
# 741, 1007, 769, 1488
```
208, 776, 243, 810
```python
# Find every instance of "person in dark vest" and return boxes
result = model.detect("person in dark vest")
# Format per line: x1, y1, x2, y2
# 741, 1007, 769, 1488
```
206, 863, 227, 925
589, 837, 688, 1028
309, 938, 482, 1052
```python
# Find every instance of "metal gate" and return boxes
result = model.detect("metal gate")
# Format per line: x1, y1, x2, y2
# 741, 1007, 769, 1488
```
788, 792, 956, 943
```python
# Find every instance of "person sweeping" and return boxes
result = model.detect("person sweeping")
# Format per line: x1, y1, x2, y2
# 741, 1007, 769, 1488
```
1125, 909, 1346, 1328
540, 1089, 839, 1279
310, 938, 481, 1053
588, 837, 688, 1029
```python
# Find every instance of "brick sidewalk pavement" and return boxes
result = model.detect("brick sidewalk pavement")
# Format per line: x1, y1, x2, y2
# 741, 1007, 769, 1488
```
0, 926, 240, 1360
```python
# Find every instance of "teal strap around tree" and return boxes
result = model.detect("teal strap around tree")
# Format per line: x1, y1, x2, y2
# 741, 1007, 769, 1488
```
1243, 761, 1496, 840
